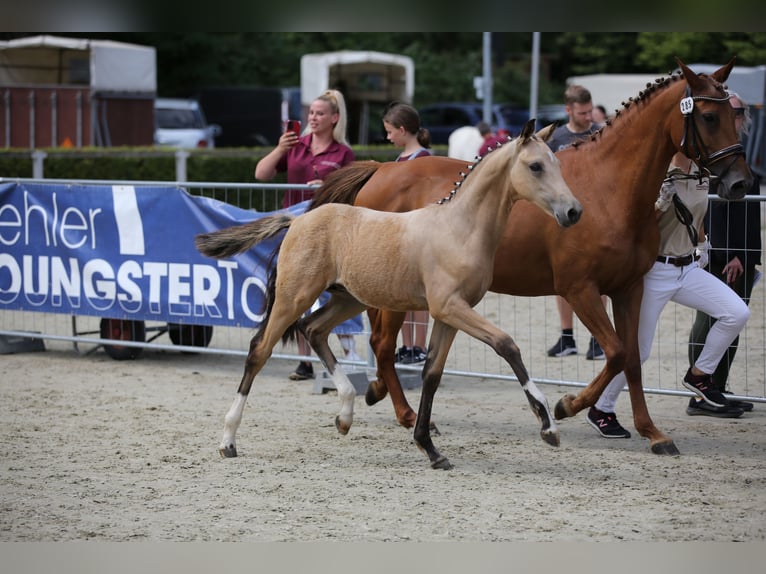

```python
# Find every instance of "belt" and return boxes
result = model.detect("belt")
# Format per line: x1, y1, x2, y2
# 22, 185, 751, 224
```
656, 254, 699, 267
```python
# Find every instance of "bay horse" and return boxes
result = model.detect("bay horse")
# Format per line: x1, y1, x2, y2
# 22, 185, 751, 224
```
308, 58, 753, 455
196, 120, 582, 469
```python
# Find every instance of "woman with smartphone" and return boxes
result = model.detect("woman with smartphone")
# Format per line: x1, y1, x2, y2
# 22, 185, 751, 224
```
256, 89, 355, 207
255, 89, 359, 380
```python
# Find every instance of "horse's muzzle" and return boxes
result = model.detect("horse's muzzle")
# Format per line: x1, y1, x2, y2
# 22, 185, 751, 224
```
559, 203, 583, 228
710, 175, 753, 200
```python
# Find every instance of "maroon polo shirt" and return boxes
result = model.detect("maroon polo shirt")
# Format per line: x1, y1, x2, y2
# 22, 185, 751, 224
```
277, 134, 355, 207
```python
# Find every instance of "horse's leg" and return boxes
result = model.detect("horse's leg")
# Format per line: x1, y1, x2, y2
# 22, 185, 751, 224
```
435, 301, 559, 447
552, 286, 627, 418
412, 320, 457, 469
303, 293, 368, 435
219, 273, 327, 458
556, 284, 678, 455
609, 289, 678, 454
365, 308, 419, 428
220, 299, 314, 458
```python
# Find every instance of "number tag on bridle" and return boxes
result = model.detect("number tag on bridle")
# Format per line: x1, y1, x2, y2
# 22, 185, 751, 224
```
680, 97, 694, 115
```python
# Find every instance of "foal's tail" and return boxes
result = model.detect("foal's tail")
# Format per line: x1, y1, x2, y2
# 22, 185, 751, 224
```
195, 214, 294, 259
308, 160, 381, 211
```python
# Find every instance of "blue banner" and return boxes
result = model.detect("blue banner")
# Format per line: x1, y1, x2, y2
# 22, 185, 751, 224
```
0, 182, 363, 333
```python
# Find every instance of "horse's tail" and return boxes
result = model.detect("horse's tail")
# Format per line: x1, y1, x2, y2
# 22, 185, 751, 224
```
307, 160, 381, 211
195, 214, 294, 259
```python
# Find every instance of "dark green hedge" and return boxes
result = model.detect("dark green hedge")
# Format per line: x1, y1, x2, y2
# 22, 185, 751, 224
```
0, 145, 445, 183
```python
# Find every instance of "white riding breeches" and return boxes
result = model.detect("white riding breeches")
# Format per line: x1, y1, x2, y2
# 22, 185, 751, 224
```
595, 260, 750, 413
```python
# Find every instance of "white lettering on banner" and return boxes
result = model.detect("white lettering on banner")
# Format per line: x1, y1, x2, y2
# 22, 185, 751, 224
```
51, 257, 81, 309
116, 260, 143, 313
0, 203, 22, 245
192, 264, 222, 319
83, 259, 116, 311
0, 253, 21, 303
0, 254, 267, 324
112, 186, 145, 256
5, 191, 102, 249
241, 276, 267, 323
168, 263, 192, 315
23, 254, 48, 306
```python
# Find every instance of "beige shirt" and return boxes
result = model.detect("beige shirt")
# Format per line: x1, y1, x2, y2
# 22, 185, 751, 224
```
656, 165, 709, 257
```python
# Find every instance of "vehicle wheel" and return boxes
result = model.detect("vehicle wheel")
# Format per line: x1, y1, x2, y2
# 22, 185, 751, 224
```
167, 323, 214, 350
100, 318, 146, 360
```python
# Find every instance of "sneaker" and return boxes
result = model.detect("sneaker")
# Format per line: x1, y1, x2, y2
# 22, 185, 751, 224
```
722, 390, 754, 412
409, 346, 427, 364
682, 369, 727, 407
547, 336, 578, 357
394, 345, 412, 363
288, 361, 315, 380
587, 407, 631, 438
586, 337, 605, 360
396, 345, 427, 364
686, 398, 743, 418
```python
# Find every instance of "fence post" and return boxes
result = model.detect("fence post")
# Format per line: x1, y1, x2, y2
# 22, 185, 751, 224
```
31, 150, 47, 178
174, 150, 189, 182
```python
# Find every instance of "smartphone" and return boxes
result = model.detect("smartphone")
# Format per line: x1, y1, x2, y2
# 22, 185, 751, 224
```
285, 120, 301, 137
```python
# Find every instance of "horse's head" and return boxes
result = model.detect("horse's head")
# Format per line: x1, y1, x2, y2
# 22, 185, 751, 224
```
675, 57, 754, 199
511, 119, 582, 227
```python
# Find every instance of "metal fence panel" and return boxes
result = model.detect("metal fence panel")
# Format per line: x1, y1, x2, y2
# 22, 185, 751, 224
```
1, 177, 764, 404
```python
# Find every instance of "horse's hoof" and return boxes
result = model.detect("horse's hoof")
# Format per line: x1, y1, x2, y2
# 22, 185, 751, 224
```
364, 382, 386, 406
429, 421, 441, 437
431, 456, 453, 470
650, 440, 680, 456
334, 415, 351, 436
541, 428, 560, 447
219, 445, 238, 458
554, 394, 577, 420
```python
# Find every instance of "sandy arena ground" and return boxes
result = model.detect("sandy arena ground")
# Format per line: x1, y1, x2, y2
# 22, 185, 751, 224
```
1, 328, 765, 543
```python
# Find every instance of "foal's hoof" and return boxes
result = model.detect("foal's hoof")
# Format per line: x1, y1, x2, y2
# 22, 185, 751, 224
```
554, 394, 577, 420
219, 445, 238, 458
541, 428, 560, 447
335, 415, 351, 436
650, 440, 680, 456
431, 455, 453, 470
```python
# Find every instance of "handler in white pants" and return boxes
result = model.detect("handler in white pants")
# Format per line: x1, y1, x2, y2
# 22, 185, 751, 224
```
588, 151, 751, 438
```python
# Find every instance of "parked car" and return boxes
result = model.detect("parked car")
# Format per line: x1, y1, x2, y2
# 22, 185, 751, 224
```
418, 102, 568, 145
419, 102, 518, 145
154, 98, 222, 148
534, 105, 569, 129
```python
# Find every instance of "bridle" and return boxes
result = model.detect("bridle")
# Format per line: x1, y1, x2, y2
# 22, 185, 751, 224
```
679, 84, 745, 184
671, 81, 746, 246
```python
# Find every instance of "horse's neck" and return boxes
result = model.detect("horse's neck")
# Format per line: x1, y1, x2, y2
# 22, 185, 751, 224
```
446, 148, 515, 240
588, 81, 684, 211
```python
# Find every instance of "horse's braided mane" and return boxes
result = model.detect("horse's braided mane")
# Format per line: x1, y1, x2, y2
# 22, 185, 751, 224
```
435, 133, 513, 205
569, 70, 685, 149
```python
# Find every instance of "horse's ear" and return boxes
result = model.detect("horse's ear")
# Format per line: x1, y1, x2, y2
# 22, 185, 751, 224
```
535, 123, 556, 142
711, 56, 736, 84
677, 56, 736, 91
520, 119, 536, 142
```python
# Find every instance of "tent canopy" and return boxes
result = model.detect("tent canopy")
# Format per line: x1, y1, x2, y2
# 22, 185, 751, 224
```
300, 50, 414, 105
0, 34, 156, 93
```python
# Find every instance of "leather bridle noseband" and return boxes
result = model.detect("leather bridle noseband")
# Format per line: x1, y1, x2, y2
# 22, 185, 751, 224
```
679, 84, 745, 183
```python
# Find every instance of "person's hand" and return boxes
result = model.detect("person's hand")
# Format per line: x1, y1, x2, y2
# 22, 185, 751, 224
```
695, 238, 710, 269
655, 178, 677, 212
277, 130, 299, 152
722, 256, 744, 284
306, 179, 322, 186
